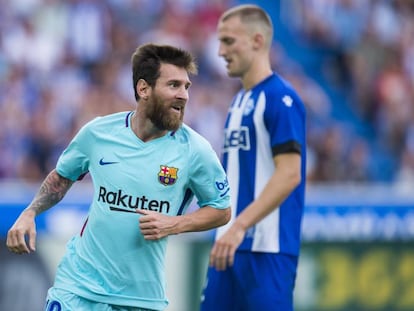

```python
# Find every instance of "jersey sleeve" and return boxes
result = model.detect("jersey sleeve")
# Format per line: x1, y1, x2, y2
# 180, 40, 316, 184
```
189, 138, 230, 210
56, 121, 93, 181
264, 88, 306, 156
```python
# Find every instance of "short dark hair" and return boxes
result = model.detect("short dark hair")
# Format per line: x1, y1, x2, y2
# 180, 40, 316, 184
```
131, 43, 198, 101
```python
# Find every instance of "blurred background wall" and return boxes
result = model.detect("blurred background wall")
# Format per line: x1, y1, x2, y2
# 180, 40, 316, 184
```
1, 0, 414, 310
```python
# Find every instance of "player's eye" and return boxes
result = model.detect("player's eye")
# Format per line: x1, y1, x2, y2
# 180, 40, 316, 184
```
169, 81, 179, 88
222, 38, 234, 45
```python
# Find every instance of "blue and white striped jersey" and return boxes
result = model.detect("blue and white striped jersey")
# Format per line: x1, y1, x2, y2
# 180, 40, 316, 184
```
215, 73, 306, 255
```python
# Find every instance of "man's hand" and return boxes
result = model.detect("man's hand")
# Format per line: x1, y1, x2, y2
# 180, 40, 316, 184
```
209, 222, 246, 270
6, 169, 73, 254
7, 209, 37, 254
136, 209, 178, 240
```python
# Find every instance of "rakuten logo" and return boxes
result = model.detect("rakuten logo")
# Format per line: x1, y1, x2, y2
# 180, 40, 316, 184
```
98, 186, 170, 213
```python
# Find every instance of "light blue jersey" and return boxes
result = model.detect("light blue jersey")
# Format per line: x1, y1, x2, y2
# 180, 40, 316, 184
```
53, 111, 230, 310
216, 73, 306, 255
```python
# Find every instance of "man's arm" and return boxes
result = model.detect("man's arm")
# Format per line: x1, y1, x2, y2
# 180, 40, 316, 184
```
137, 206, 231, 240
210, 152, 302, 270
6, 169, 74, 254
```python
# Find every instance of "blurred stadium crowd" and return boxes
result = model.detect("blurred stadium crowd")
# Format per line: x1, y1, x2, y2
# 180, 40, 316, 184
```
0, 0, 413, 186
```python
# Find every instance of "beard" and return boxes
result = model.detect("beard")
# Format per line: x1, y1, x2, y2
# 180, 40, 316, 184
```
146, 94, 184, 132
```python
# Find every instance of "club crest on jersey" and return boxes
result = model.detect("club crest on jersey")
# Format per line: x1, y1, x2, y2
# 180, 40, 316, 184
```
158, 165, 178, 186
243, 98, 255, 115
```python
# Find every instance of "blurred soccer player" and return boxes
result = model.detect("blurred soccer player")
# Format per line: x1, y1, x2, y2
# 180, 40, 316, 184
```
201, 5, 307, 311
7, 43, 231, 311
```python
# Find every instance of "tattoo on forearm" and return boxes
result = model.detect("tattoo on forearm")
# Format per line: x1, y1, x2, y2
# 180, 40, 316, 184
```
27, 170, 73, 215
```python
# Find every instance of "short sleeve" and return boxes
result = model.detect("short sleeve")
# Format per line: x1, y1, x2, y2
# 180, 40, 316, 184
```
189, 139, 230, 209
56, 123, 91, 181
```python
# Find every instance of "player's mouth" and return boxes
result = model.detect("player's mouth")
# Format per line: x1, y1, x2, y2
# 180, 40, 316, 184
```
171, 103, 184, 115
224, 58, 233, 69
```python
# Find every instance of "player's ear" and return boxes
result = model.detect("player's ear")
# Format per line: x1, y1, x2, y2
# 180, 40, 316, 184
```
136, 79, 150, 100
252, 32, 265, 50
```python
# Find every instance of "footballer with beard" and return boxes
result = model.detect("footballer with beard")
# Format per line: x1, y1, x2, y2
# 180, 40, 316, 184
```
7, 43, 231, 311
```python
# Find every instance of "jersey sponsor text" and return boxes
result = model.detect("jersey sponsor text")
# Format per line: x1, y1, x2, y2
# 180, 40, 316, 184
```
223, 127, 250, 151
98, 186, 170, 213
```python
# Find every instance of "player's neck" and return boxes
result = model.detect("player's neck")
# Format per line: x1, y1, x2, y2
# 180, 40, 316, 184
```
241, 62, 272, 90
130, 111, 167, 142
242, 70, 272, 90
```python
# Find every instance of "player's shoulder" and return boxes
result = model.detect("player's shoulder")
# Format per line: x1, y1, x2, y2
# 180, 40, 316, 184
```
261, 73, 304, 108
82, 111, 130, 131
88, 111, 129, 125
75, 112, 130, 140
175, 125, 217, 163
260, 73, 297, 95
175, 124, 213, 151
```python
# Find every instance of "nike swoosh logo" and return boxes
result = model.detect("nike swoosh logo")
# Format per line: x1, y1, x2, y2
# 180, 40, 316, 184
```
99, 158, 119, 166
